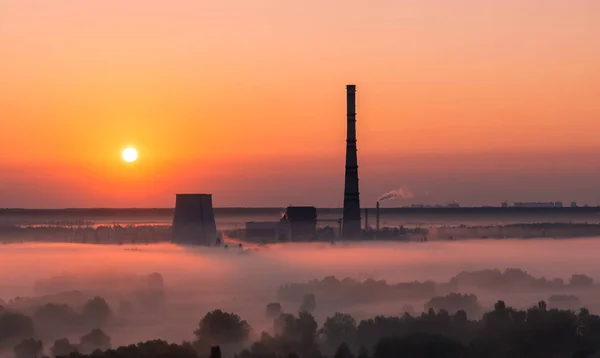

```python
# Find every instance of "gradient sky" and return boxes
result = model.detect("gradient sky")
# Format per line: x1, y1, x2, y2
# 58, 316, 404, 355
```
1, 1, 599, 208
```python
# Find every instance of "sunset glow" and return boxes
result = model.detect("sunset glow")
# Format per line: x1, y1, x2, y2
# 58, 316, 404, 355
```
3, 3, 600, 356
1, 1, 599, 208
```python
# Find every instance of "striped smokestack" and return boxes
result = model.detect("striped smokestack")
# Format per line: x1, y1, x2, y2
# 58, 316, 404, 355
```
342, 84, 361, 238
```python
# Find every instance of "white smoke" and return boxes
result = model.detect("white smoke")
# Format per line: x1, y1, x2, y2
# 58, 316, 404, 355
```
377, 187, 415, 202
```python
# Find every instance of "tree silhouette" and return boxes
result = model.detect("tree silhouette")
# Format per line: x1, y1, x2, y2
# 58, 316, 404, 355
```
210, 345, 222, 358
570, 274, 593, 287
82, 297, 111, 328
374, 333, 464, 358
146, 272, 165, 290
194, 310, 250, 346
334, 343, 355, 358
357, 346, 369, 358
14, 338, 43, 358
80, 328, 111, 353
300, 293, 316, 313
0, 313, 34, 347
33, 303, 79, 337
266, 302, 283, 318
51, 338, 78, 357
321, 312, 357, 349
9, 292, 600, 358
271, 311, 320, 358
549, 294, 581, 310
424, 293, 481, 318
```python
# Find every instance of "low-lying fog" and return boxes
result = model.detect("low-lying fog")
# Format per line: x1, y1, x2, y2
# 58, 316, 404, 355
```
1, 238, 600, 349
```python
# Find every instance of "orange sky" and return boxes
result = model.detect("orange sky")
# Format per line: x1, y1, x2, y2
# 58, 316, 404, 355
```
1, 1, 599, 208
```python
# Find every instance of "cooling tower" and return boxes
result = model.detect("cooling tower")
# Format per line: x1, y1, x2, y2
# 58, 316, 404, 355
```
342, 84, 362, 238
172, 194, 217, 245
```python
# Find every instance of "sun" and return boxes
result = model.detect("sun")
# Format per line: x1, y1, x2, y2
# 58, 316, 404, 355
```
122, 147, 138, 162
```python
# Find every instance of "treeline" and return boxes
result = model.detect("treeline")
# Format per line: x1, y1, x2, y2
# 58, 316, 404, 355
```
0, 225, 171, 244
434, 222, 600, 240
6, 299, 600, 358
278, 268, 595, 307
0, 274, 167, 357
1, 297, 114, 357
3, 273, 166, 318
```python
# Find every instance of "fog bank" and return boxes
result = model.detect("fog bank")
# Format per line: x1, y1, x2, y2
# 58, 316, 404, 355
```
1, 238, 600, 347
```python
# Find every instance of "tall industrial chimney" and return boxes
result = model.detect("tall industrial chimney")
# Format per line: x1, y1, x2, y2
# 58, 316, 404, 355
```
376, 201, 380, 232
342, 84, 362, 238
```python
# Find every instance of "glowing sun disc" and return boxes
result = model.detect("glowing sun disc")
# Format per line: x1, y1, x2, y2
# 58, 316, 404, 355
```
122, 148, 138, 162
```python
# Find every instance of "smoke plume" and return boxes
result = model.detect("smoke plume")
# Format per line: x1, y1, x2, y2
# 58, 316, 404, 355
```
377, 187, 415, 202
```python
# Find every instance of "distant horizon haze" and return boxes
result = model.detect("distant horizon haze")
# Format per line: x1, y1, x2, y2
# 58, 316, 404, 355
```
2, 150, 600, 209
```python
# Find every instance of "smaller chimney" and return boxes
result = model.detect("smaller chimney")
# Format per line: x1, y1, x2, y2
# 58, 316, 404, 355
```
376, 201, 380, 231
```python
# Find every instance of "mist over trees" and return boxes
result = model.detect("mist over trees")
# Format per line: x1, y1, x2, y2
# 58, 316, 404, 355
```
50, 338, 78, 357
424, 293, 481, 318
320, 313, 357, 353
300, 294, 317, 313
79, 328, 111, 353
4, 266, 600, 357
82, 297, 111, 328
193, 309, 251, 356
0, 313, 34, 348
265, 303, 282, 319
277, 269, 596, 311
22, 303, 600, 358
13, 338, 43, 358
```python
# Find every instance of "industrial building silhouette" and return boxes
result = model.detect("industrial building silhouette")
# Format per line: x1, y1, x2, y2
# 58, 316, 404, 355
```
172, 85, 363, 244
172, 194, 217, 245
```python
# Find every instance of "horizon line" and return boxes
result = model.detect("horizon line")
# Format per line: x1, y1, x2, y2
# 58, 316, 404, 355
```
1, 206, 599, 211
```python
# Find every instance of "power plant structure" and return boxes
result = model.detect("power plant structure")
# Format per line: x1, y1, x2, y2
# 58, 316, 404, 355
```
172, 84, 370, 245
342, 84, 362, 238
172, 194, 217, 245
